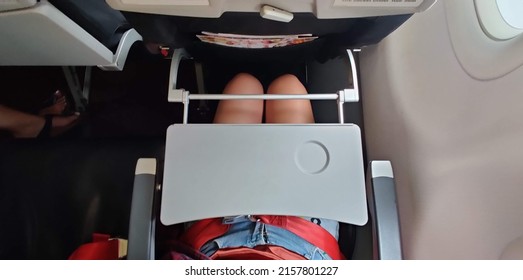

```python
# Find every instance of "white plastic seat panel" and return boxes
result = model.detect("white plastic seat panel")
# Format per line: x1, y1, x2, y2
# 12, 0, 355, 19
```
0, 1, 113, 66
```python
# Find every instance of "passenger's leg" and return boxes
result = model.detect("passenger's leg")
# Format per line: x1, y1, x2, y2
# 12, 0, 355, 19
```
266, 74, 314, 123
39, 90, 67, 116
0, 104, 79, 138
214, 73, 264, 124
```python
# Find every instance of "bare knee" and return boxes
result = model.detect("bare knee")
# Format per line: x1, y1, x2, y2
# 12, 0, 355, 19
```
267, 74, 306, 94
216, 73, 264, 124
231, 72, 260, 85
224, 73, 263, 94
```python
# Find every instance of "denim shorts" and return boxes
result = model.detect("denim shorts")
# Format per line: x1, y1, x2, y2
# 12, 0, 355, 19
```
199, 217, 338, 260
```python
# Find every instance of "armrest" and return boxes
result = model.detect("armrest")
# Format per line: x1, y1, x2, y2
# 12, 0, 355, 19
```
367, 160, 402, 260
127, 158, 157, 260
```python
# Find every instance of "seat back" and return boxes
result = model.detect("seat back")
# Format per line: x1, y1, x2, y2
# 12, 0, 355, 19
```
0, 0, 140, 70
106, 0, 436, 62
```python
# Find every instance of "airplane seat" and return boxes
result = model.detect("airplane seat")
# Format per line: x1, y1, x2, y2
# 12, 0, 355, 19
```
47, 0, 131, 52
119, 11, 411, 65
0, 0, 142, 70
126, 156, 401, 260
107, 1, 422, 67
0, 138, 164, 259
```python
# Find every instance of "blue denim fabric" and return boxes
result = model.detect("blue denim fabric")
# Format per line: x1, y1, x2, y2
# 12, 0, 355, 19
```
200, 220, 332, 260
301, 216, 339, 240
